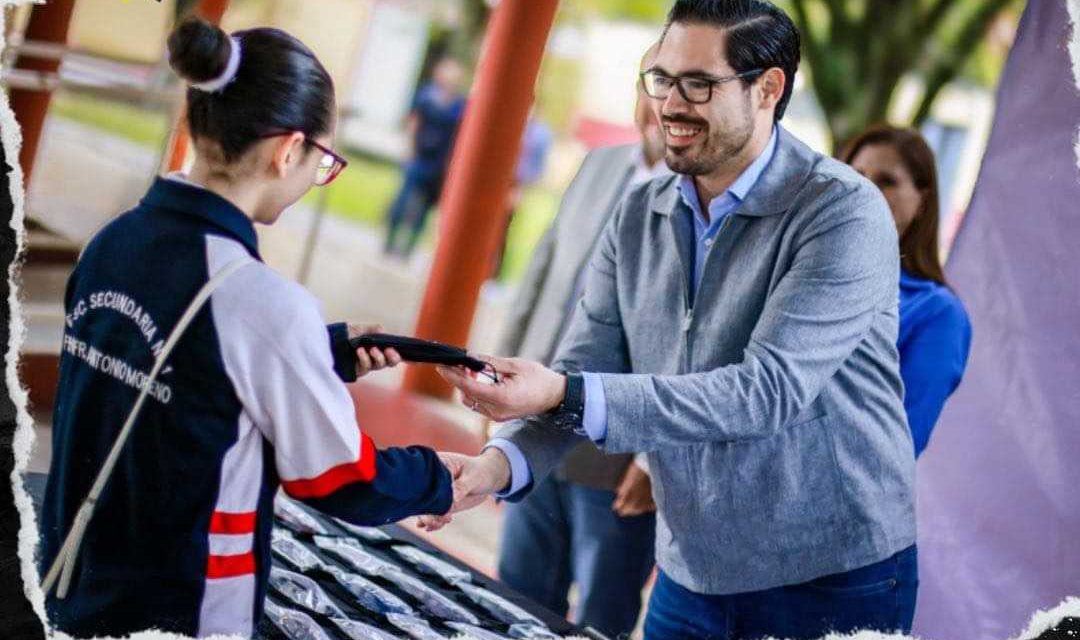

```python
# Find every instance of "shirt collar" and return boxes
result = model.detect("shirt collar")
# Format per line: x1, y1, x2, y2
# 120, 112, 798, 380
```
677, 125, 779, 219
142, 174, 261, 258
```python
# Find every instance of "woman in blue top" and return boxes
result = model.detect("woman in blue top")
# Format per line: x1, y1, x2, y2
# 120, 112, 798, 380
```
842, 125, 972, 456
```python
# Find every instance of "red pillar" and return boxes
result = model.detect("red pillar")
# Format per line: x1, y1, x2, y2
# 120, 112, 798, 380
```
402, 0, 560, 399
8, 0, 77, 184
163, 0, 230, 172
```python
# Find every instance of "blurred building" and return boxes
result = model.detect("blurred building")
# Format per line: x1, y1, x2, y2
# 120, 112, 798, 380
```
9, 0, 465, 161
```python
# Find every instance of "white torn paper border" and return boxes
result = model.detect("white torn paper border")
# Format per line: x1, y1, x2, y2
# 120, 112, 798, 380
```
1069, 0, 1080, 174
0, 2, 204, 639
1014, 597, 1080, 640
0, 1, 1076, 640
1, 0, 50, 637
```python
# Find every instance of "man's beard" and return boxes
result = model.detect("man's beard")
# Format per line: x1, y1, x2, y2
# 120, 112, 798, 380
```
664, 102, 755, 176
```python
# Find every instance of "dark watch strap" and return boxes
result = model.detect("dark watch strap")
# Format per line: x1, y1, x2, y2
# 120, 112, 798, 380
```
548, 372, 585, 432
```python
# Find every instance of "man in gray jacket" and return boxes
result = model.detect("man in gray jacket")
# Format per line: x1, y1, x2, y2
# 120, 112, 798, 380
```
424, 2, 917, 638
493, 44, 669, 637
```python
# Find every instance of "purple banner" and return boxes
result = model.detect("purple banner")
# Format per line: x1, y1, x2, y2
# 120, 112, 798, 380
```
912, 1, 1080, 638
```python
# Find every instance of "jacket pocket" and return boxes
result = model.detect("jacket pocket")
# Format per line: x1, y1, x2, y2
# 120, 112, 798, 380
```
648, 445, 697, 523
725, 414, 846, 537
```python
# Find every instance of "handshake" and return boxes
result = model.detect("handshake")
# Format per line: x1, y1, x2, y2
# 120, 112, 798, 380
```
416, 448, 513, 532
416, 355, 657, 529
414, 354, 568, 531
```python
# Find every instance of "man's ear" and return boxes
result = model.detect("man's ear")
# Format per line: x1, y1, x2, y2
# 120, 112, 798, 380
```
757, 67, 786, 113
270, 132, 306, 178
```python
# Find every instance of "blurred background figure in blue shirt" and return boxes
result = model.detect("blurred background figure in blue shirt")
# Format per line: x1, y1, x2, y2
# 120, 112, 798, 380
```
517, 113, 555, 188
843, 125, 973, 456
490, 112, 554, 280
383, 56, 467, 258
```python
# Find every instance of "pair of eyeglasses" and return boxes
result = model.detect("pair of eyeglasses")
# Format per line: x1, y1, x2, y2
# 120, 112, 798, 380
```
639, 68, 764, 104
259, 131, 348, 186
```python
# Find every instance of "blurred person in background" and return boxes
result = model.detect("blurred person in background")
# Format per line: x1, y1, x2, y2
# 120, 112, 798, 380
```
492, 43, 669, 638
842, 125, 972, 456
383, 56, 467, 258
490, 111, 554, 280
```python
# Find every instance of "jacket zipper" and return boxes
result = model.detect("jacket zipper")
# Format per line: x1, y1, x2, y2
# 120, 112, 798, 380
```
683, 213, 734, 371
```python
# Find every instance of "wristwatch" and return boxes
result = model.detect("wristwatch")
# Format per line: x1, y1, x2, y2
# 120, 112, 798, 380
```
547, 372, 585, 433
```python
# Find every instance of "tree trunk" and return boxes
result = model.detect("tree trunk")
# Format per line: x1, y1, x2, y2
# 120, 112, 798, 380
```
786, 0, 1010, 153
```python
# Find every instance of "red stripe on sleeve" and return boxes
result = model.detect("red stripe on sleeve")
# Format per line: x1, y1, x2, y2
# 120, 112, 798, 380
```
280, 433, 377, 499
206, 552, 256, 579
209, 511, 257, 534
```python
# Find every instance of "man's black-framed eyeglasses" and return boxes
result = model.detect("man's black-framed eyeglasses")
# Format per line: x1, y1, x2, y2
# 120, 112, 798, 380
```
259, 131, 348, 186
639, 68, 764, 104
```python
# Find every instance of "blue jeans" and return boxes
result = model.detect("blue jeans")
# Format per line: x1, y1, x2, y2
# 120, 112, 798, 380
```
644, 545, 918, 640
498, 476, 656, 639
384, 162, 443, 257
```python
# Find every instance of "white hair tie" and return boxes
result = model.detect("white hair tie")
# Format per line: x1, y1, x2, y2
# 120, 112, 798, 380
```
191, 35, 242, 93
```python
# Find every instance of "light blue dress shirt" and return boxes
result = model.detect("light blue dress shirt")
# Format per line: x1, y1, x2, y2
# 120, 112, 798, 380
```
489, 128, 778, 496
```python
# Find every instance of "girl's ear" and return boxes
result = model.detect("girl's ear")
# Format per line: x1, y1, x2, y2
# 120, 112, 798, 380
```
270, 132, 306, 178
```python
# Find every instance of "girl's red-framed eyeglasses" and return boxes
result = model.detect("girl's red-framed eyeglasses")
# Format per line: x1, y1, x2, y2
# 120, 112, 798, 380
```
259, 130, 348, 186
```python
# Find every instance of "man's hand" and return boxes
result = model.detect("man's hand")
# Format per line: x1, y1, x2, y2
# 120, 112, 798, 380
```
436, 356, 566, 422
612, 462, 656, 517
348, 323, 402, 378
416, 449, 512, 532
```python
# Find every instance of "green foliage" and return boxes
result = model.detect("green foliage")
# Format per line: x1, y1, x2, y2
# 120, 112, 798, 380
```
587, 0, 670, 24
498, 188, 560, 282
536, 56, 583, 136
779, 0, 1017, 150
51, 93, 170, 149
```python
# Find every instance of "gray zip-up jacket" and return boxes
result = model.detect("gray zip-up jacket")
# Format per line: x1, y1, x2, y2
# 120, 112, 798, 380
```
494, 127, 915, 595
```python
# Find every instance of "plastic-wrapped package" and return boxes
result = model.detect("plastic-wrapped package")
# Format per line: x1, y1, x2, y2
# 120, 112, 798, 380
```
262, 598, 333, 640
274, 495, 330, 535
457, 583, 544, 627
444, 621, 511, 640
313, 535, 398, 577
333, 517, 394, 543
391, 545, 472, 586
507, 623, 562, 639
385, 613, 448, 640
271, 529, 325, 572
269, 566, 347, 619
380, 569, 480, 624
329, 617, 400, 640
326, 565, 414, 615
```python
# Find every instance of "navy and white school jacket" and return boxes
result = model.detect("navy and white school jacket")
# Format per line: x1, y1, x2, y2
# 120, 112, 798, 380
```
40, 176, 452, 638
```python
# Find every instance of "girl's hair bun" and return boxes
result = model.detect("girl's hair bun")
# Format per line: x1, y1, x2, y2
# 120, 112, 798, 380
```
167, 17, 231, 85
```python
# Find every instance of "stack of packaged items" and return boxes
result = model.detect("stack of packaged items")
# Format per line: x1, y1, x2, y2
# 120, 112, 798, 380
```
262, 495, 576, 640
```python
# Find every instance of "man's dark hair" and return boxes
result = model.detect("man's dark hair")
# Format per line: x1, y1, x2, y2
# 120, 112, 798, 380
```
663, 0, 800, 121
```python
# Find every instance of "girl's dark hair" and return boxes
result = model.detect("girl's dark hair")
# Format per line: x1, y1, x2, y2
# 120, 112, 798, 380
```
840, 125, 947, 286
167, 17, 335, 163
664, 0, 800, 121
